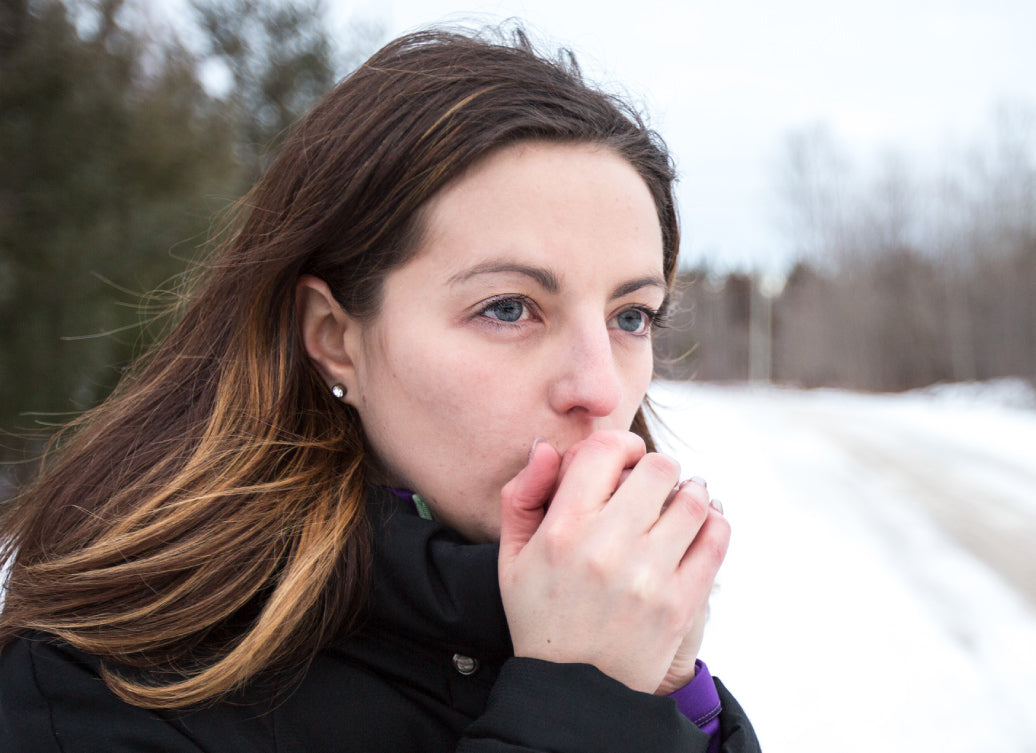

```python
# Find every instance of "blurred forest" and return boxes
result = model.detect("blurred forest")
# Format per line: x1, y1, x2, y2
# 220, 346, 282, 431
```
2, 0, 1034, 493
656, 118, 1036, 391
0, 0, 377, 485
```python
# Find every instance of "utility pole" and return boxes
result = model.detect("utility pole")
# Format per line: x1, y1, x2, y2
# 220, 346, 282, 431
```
748, 271, 786, 383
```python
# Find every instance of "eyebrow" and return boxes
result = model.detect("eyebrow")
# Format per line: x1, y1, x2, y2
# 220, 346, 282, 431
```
611, 275, 668, 300
448, 262, 667, 300
449, 262, 560, 292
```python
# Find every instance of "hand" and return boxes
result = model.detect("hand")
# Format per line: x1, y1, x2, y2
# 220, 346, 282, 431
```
655, 479, 725, 695
498, 431, 729, 694
654, 591, 709, 695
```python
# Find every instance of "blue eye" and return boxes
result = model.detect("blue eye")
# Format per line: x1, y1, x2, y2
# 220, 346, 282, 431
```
614, 308, 649, 334
482, 298, 526, 323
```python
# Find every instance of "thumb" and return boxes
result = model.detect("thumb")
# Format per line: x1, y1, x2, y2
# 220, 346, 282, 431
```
499, 439, 561, 566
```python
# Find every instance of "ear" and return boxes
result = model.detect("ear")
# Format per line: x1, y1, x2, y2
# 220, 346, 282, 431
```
297, 275, 364, 405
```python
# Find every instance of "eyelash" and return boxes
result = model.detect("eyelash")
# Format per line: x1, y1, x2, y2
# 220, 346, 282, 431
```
476, 295, 537, 328
634, 305, 670, 332
475, 296, 667, 335
617, 305, 669, 336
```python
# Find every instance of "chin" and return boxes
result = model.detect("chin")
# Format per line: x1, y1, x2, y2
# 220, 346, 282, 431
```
468, 519, 503, 544
463, 509, 503, 544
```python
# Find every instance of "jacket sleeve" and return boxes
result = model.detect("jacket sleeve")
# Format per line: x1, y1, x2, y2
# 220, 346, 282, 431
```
455, 658, 760, 753
715, 677, 760, 752
0, 636, 274, 753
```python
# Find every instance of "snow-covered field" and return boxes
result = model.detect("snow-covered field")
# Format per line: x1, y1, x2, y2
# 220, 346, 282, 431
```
649, 380, 1036, 753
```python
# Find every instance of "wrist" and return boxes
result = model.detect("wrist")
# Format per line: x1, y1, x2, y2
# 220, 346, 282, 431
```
667, 659, 722, 730
655, 654, 699, 696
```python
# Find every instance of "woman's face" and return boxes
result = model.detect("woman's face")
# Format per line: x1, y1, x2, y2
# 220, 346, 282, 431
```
345, 141, 666, 541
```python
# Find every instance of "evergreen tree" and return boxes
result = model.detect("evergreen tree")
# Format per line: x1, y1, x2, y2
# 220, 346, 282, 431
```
1, 0, 367, 484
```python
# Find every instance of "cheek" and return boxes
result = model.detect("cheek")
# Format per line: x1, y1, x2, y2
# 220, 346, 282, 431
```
410, 343, 542, 467
619, 343, 655, 414
632, 343, 655, 385
369, 332, 519, 459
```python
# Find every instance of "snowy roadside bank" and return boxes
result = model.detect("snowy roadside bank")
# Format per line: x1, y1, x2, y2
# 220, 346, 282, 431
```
648, 381, 1036, 753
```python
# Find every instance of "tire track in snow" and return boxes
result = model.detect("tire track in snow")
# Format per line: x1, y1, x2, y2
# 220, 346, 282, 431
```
787, 401, 1036, 608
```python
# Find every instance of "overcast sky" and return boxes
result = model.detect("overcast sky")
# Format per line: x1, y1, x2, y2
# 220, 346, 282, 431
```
335, 1, 1036, 273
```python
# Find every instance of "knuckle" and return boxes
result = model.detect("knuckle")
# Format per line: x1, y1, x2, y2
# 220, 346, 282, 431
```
581, 430, 627, 456
656, 591, 690, 635
582, 535, 624, 580
710, 510, 732, 540
700, 517, 731, 564
642, 452, 680, 481
676, 488, 710, 521
679, 480, 710, 508
626, 431, 648, 456
500, 476, 519, 503
540, 522, 574, 556
584, 547, 615, 579
704, 539, 728, 569
628, 562, 661, 602
572, 430, 645, 460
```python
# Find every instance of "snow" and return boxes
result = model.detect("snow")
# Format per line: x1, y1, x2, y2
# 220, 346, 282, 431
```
648, 380, 1036, 753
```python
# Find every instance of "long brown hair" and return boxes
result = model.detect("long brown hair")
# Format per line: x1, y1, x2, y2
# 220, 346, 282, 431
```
0, 27, 679, 708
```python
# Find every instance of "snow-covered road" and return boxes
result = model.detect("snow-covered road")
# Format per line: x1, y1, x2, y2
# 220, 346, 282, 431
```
649, 381, 1036, 753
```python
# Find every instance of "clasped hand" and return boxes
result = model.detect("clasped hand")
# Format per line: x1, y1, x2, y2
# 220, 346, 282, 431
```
498, 430, 729, 695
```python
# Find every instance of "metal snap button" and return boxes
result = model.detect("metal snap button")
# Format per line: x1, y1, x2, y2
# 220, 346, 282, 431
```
451, 653, 479, 676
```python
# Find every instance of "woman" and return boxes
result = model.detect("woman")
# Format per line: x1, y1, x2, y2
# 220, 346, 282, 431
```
0, 28, 759, 752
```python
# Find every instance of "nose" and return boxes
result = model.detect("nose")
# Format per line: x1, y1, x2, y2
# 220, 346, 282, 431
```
548, 322, 623, 418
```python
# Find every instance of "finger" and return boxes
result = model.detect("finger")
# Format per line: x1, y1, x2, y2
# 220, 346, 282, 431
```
499, 439, 562, 565
550, 431, 647, 516
556, 429, 646, 482
644, 478, 712, 565
675, 509, 731, 598
598, 452, 682, 532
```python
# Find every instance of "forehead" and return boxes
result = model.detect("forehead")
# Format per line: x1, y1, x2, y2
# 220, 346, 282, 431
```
411, 141, 665, 282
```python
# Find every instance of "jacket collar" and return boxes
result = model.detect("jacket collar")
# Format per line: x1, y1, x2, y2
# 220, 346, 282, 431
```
363, 486, 513, 663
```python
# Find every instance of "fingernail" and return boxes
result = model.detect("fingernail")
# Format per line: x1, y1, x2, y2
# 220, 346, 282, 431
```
710, 498, 724, 515
528, 436, 547, 464
689, 476, 708, 489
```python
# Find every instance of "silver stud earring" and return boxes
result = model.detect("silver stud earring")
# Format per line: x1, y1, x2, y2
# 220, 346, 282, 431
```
331, 383, 346, 399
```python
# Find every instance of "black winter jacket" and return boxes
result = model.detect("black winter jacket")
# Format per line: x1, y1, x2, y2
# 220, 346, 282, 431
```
0, 487, 761, 752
